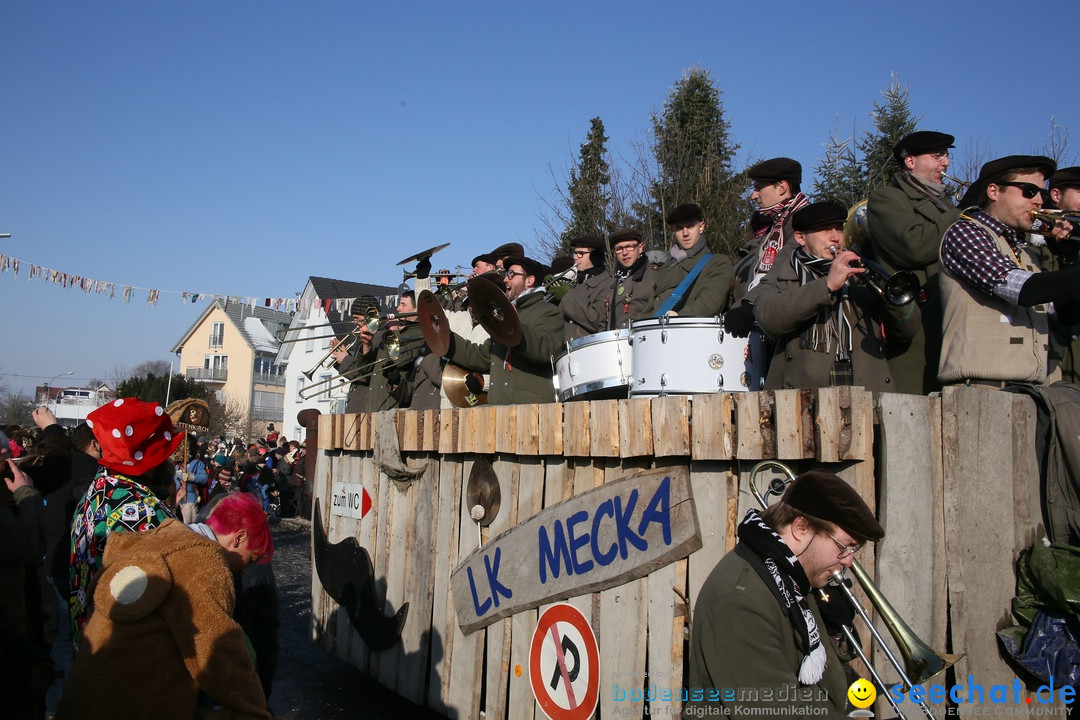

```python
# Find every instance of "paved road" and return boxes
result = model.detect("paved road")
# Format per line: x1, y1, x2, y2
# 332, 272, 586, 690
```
269, 518, 446, 720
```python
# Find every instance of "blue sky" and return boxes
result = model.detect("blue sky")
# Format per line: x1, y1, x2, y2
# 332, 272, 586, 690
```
2, 1, 1077, 396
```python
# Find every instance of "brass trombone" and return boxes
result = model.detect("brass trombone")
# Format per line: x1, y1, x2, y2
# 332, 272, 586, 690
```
296, 330, 426, 400
749, 461, 960, 720
301, 332, 360, 382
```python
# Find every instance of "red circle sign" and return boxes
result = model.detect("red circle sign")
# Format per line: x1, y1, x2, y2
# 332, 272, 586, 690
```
529, 603, 600, 720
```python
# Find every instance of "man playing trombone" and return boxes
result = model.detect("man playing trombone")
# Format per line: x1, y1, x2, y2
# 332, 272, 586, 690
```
754, 202, 920, 391
330, 297, 378, 413
349, 290, 431, 412
687, 470, 884, 718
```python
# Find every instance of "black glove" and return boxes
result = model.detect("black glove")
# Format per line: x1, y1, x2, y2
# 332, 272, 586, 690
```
383, 366, 402, 388
414, 257, 432, 280
816, 579, 856, 637
1047, 237, 1080, 266
723, 302, 755, 338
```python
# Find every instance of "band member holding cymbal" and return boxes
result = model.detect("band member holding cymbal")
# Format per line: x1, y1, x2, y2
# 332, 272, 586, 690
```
447, 255, 563, 405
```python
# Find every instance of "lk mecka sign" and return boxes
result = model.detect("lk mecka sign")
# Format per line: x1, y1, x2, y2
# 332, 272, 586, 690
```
449, 467, 701, 634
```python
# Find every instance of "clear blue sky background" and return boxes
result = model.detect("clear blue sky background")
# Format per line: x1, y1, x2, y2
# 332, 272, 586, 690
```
2, 0, 1077, 396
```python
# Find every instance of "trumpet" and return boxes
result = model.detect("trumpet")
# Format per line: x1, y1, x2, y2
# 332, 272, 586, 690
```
296, 330, 427, 400
301, 332, 360, 382
829, 245, 919, 306
1031, 208, 1080, 234
749, 461, 960, 720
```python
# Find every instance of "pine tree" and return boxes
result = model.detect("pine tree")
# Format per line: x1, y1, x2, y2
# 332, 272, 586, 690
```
647, 67, 751, 257
813, 123, 864, 208
557, 117, 613, 256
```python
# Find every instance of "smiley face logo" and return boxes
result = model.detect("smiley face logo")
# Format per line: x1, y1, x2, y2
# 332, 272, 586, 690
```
847, 678, 876, 709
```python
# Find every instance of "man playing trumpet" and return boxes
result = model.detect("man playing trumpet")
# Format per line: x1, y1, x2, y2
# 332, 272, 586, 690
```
330, 296, 378, 413
754, 202, 920, 391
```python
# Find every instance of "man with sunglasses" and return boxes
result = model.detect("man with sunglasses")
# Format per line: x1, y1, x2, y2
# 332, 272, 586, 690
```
867, 131, 961, 394
939, 155, 1077, 386
687, 470, 884, 717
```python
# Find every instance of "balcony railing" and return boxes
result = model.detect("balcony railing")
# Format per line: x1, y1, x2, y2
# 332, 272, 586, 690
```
186, 367, 228, 382
253, 372, 286, 387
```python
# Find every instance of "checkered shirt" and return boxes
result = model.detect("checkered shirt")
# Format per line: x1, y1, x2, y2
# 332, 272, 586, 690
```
940, 209, 1033, 304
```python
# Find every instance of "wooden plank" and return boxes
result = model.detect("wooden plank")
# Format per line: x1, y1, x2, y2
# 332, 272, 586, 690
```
588, 399, 620, 458
445, 457, 484, 718
735, 390, 775, 459
428, 455, 463, 714
774, 389, 813, 459
815, 388, 842, 462
686, 462, 730, 619
537, 403, 563, 456
690, 393, 734, 461
507, 458, 545, 720
422, 409, 439, 451
399, 410, 420, 452
942, 387, 1045, 713
618, 397, 654, 458
646, 557, 685, 719
439, 408, 458, 455
484, 457, 519, 719
318, 412, 336, 451
651, 396, 689, 458
493, 404, 516, 455
515, 403, 540, 457
563, 401, 591, 457
848, 387, 873, 460
396, 455, 437, 704
450, 467, 702, 634
376, 470, 412, 691
599, 575, 647, 720
472, 405, 497, 455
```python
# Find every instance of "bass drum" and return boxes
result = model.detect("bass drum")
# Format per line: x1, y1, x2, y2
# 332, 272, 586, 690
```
629, 317, 766, 396
554, 329, 633, 402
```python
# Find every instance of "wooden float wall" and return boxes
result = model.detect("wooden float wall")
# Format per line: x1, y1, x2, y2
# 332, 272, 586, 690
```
309, 386, 1045, 719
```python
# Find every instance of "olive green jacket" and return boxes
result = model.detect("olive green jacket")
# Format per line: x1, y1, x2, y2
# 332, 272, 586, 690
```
449, 291, 563, 405
867, 173, 960, 394
641, 242, 733, 319
687, 545, 849, 718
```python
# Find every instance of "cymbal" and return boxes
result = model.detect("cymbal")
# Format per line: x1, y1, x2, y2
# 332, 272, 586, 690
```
467, 276, 522, 347
465, 457, 500, 527
396, 242, 451, 266
417, 289, 451, 357
442, 363, 488, 409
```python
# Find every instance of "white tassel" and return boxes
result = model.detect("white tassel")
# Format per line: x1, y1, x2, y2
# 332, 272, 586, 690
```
798, 644, 827, 685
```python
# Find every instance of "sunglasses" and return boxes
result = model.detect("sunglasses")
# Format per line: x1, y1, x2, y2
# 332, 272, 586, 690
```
997, 181, 1045, 200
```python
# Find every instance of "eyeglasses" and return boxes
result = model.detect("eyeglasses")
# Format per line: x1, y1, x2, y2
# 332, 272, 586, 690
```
503, 269, 525, 279
823, 529, 863, 558
572, 250, 590, 257
927, 151, 950, 160
997, 181, 1045, 200
613, 243, 642, 254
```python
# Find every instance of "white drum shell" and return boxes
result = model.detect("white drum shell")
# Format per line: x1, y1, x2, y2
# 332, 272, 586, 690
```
554, 329, 633, 402
629, 317, 766, 396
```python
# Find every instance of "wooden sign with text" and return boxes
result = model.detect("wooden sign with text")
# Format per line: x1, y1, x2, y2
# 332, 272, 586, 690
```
450, 466, 700, 635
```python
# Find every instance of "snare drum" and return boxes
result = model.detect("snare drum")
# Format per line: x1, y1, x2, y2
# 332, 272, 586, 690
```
629, 317, 766, 396
554, 329, 633, 402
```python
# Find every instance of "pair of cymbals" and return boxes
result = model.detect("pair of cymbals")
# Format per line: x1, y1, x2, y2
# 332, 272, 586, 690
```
466, 276, 522, 347
441, 363, 488, 408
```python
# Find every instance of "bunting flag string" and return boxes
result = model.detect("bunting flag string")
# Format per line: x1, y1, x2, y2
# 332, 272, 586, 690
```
0, 252, 400, 313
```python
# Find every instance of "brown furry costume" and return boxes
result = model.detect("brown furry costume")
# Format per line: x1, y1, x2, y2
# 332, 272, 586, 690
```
56, 520, 272, 720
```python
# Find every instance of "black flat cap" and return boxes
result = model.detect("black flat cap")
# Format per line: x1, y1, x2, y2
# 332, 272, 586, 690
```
350, 296, 377, 316
893, 131, 955, 161
504, 255, 549, 281
471, 252, 498, 267
490, 242, 525, 259
608, 227, 643, 248
549, 255, 574, 275
666, 203, 703, 225
791, 201, 847, 232
571, 235, 607, 254
747, 157, 802, 186
958, 155, 1057, 208
782, 470, 884, 541
1050, 167, 1080, 191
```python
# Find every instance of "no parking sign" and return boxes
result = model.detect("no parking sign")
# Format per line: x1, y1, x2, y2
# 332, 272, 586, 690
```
529, 603, 600, 720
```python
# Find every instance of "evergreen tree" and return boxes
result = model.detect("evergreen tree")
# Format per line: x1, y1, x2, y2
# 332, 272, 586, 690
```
813, 75, 921, 207
558, 117, 613, 256
647, 67, 751, 258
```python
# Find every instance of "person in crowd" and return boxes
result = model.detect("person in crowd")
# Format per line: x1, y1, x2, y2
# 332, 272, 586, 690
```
642, 203, 732, 318
448, 255, 564, 404
56, 492, 276, 720
866, 131, 961, 394
560, 235, 612, 341
938, 155, 1077, 386
687, 470, 883, 717
181, 443, 209, 523
69, 398, 182, 649
754, 202, 920, 391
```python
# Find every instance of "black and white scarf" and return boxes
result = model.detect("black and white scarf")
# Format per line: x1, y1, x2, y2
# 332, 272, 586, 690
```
737, 508, 827, 684
791, 247, 853, 361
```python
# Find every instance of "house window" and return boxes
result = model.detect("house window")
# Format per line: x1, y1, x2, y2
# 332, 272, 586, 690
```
203, 355, 228, 371
209, 322, 225, 348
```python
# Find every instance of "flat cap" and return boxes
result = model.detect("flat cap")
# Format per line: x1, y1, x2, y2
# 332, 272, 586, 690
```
571, 235, 607, 254
1050, 166, 1080, 191
490, 242, 525, 259
791, 201, 847, 232
782, 470, 884, 541
549, 255, 574, 275
747, 157, 802, 186
471, 252, 498, 267
958, 154, 1057, 208
666, 203, 703, 225
350, 296, 377, 316
608, 227, 643, 248
893, 131, 955, 161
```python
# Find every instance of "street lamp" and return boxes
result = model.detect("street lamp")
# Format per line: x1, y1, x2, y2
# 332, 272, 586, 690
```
44, 371, 75, 410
